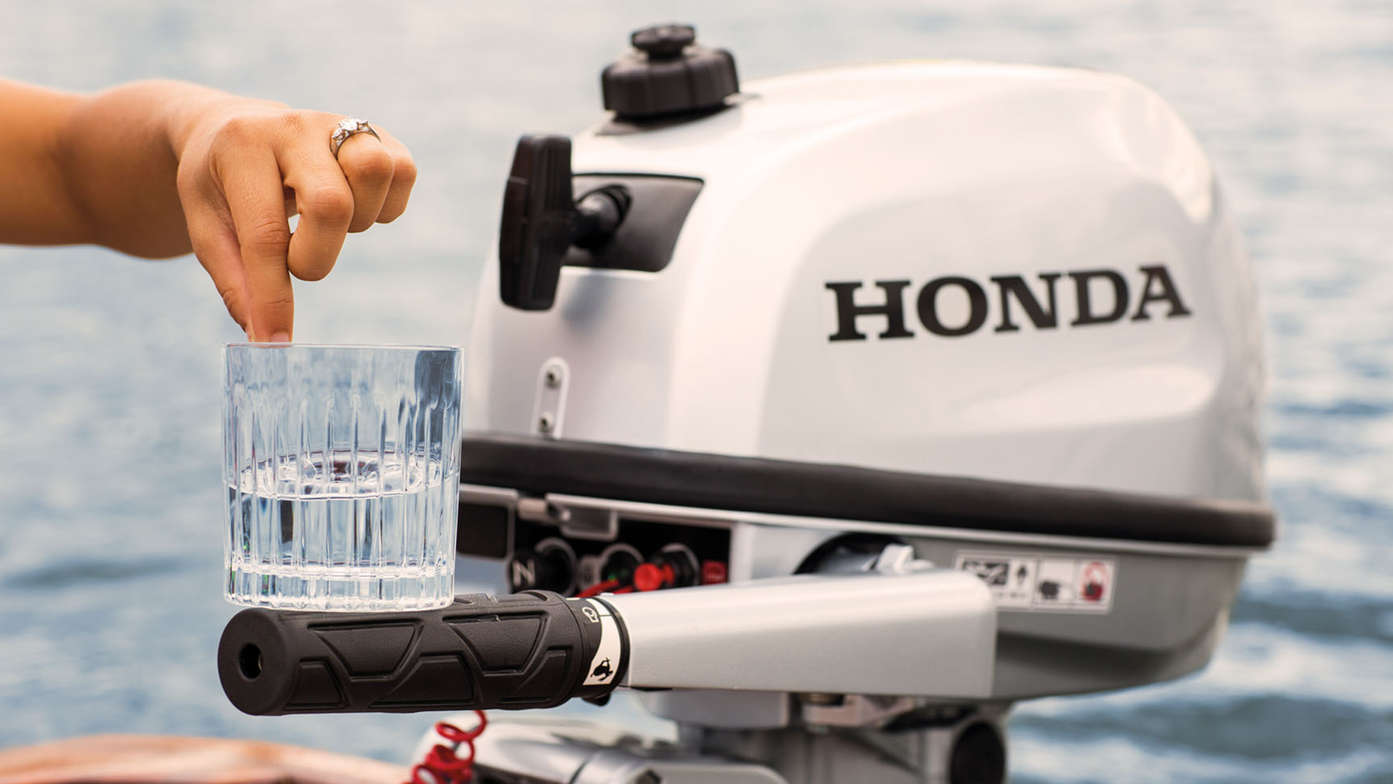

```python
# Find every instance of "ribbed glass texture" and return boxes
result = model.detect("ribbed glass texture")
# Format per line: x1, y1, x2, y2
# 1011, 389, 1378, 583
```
223, 344, 462, 611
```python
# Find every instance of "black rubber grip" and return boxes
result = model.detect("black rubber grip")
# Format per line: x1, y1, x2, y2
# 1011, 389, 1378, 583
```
217, 592, 627, 715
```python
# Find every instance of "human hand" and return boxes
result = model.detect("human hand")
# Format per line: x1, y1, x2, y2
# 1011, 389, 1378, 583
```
171, 96, 416, 341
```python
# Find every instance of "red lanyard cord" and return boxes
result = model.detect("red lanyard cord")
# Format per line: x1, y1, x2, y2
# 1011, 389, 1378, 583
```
407, 712, 488, 784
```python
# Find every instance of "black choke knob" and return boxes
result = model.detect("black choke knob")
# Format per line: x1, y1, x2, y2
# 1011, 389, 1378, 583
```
602, 23, 739, 120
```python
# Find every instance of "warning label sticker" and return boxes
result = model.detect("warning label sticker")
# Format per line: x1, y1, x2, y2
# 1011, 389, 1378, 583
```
956, 552, 1115, 612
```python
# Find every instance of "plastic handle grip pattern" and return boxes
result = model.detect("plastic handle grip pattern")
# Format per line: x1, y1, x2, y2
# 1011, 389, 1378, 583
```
217, 592, 627, 716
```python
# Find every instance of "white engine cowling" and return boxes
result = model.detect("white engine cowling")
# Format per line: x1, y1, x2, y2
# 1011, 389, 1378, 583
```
467, 61, 1265, 504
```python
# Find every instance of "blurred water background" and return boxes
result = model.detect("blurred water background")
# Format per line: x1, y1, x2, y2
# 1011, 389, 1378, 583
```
1, 2, 1390, 781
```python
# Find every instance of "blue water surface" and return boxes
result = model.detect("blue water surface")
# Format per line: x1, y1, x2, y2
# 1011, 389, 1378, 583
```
1, 2, 1391, 782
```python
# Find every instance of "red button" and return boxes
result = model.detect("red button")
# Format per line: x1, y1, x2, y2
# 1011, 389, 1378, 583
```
633, 563, 666, 592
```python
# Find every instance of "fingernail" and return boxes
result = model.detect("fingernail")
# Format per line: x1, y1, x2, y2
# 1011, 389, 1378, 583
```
271, 331, 291, 343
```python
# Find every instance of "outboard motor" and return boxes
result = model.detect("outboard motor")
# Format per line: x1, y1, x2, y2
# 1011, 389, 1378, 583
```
218, 23, 1273, 784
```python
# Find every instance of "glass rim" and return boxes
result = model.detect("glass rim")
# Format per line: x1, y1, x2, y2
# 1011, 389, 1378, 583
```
224, 342, 460, 353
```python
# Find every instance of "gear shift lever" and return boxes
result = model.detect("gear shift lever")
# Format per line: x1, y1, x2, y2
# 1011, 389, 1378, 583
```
497, 135, 630, 310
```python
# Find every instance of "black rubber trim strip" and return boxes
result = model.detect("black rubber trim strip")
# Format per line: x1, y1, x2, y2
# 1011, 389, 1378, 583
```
458, 433, 1275, 548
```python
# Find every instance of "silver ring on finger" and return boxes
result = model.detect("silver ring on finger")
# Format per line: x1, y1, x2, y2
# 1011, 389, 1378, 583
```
330, 118, 381, 158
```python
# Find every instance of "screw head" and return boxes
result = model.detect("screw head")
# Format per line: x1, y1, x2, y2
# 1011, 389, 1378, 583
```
544, 366, 563, 388
538, 413, 554, 433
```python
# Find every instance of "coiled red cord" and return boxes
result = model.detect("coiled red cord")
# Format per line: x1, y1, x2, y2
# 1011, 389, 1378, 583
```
408, 712, 488, 784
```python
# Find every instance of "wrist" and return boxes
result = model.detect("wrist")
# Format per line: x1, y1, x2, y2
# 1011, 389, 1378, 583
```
143, 80, 232, 160
54, 79, 229, 255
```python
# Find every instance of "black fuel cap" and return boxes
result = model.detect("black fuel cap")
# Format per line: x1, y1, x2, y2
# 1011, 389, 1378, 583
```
602, 24, 739, 120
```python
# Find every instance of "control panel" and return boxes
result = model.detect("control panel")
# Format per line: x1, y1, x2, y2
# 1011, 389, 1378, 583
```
456, 497, 730, 599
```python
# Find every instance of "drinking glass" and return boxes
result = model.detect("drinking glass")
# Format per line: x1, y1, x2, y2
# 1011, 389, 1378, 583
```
223, 344, 463, 611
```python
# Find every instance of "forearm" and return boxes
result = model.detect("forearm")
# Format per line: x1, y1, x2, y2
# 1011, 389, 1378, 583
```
0, 80, 86, 246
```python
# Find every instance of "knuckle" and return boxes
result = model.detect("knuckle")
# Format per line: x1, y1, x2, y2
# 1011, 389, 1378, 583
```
393, 155, 418, 187
301, 185, 354, 225
260, 293, 295, 310
349, 146, 395, 182
213, 283, 250, 328
278, 111, 307, 134
212, 114, 258, 148
244, 216, 291, 255
216, 283, 244, 313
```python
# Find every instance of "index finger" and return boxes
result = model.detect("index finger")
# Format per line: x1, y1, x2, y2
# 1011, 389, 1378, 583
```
220, 149, 294, 342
